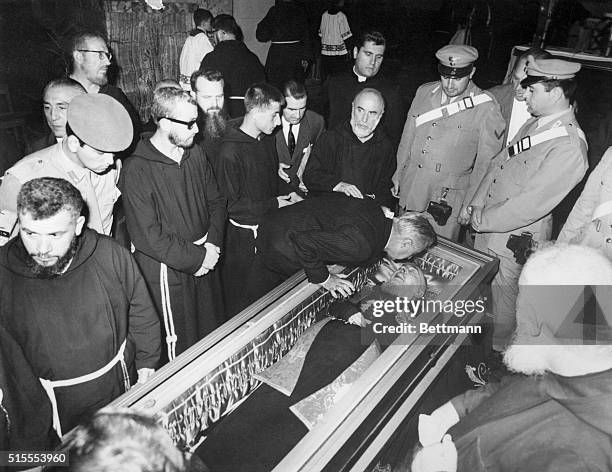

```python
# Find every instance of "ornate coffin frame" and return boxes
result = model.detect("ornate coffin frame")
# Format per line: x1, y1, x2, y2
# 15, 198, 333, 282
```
110, 238, 498, 471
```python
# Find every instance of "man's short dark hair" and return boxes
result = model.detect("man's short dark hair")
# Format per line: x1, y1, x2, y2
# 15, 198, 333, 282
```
191, 69, 224, 92
213, 14, 243, 41
282, 79, 307, 101
244, 83, 284, 113
43, 78, 86, 99
356, 30, 386, 50
194, 8, 212, 27
69, 30, 108, 71
542, 78, 578, 100
47, 408, 187, 472
17, 177, 84, 220
151, 87, 196, 124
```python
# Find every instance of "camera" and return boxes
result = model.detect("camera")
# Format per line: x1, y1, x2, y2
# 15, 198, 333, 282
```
426, 200, 453, 226
506, 231, 537, 265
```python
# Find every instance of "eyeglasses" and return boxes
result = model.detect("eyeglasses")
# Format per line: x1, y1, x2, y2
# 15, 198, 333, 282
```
78, 50, 113, 61
160, 116, 198, 130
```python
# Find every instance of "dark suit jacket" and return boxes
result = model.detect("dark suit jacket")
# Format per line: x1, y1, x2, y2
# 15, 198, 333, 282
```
488, 83, 514, 144
256, 194, 393, 283
275, 109, 325, 193
25, 131, 56, 156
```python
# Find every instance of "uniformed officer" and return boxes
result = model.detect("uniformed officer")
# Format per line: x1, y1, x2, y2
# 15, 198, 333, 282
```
0, 94, 132, 240
392, 45, 505, 240
558, 146, 612, 259
469, 56, 588, 350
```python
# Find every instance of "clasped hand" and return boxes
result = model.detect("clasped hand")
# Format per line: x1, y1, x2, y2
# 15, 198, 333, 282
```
194, 243, 221, 276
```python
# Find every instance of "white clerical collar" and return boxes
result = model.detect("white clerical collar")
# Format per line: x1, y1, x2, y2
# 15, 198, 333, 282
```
353, 66, 367, 83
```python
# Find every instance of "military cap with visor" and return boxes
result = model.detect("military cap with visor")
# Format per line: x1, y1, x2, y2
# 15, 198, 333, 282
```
435, 45, 479, 78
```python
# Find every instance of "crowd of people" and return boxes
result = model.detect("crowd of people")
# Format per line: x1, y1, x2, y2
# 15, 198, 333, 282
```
1, 3, 611, 471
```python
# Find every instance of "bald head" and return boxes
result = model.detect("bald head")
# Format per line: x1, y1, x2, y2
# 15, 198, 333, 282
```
350, 88, 385, 141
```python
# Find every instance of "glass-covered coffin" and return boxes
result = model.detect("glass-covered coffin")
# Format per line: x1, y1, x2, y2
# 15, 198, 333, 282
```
110, 238, 497, 471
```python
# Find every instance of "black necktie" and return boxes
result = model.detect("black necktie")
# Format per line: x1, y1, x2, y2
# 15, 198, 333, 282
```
287, 124, 296, 157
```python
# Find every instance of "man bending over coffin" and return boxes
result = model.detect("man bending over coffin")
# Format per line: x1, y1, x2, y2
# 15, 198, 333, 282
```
0, 178, 160, 438
247, 194, 436, 301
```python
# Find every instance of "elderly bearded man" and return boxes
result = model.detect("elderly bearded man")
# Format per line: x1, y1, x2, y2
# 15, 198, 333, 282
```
0, 177, 160, 437
304, 88, 396, 209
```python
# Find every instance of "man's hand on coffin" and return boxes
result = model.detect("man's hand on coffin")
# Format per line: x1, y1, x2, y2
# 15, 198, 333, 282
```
278, 163, 291, 183
333, 182, 364, 199
418, 401, 461, 447
137, 368, 155, 385
411, 434, 457, 472
320, 273, 355, 298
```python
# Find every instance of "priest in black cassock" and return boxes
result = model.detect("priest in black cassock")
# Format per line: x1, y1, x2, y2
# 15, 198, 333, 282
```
120, 87, 226, 362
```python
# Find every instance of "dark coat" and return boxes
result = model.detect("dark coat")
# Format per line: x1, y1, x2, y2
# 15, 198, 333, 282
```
120, 136, 226, 357
216, 126, 281, 317
25, 130, 56, 156
255, 194, 392, 284
256, 1, 312, 88
200, 41, 266, 118
0, 230, 160, 432
449, 368, 612, 471
303, 121, 396, 208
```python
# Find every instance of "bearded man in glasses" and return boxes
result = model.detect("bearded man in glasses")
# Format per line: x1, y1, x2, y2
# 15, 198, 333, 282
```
69, 30, 141, 150
119, 87, 226, 364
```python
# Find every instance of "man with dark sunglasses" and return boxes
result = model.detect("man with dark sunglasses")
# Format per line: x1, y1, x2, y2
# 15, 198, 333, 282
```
119, 87, 226, 364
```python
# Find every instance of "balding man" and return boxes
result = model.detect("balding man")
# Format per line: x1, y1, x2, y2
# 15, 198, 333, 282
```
303, 88, 396, 209
26, 78, 86, 155
412, 244, 612, 472
68, 30, 140, 145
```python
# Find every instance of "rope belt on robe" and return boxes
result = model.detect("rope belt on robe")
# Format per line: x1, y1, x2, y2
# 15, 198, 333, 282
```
159, 233, 208, 361
39, 339, 129, 437
229, 219, 258, 252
